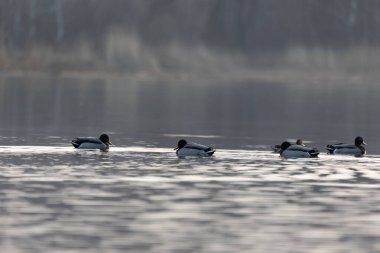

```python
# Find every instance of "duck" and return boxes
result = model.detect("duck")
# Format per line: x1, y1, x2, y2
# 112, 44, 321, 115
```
71, 134, 112, 151
272, 139, 304, 153
279, 141, 319, 158
326, 136, 366, 156
174, 139, 215, 157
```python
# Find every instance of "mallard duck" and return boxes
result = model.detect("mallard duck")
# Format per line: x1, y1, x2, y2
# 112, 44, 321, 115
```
327, 136, 366, 156
71, 134, 112, 151
280, 141, 319, 158
174, 139, 215, 157
272, 139, 304, 153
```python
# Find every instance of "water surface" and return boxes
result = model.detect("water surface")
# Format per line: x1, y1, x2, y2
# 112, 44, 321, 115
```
1, 75, 380, 252
1, 145, 380, 253
1, 76, 380, 153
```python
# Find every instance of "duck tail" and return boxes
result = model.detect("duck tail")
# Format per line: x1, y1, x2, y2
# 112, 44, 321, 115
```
205, 148, 215, 156
309, 149, 319, 158
71, 139, 80, 148
207, 150, 215, 156
326, 145, 334, 154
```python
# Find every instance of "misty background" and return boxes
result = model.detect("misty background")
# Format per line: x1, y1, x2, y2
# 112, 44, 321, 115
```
1, 0, 380, 152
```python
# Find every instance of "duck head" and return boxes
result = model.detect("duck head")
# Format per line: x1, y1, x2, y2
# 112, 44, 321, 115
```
296, 139, 303, 145
280, 141, 291, 154
355, 136, 366, 155
355, 136, 366, 147
174, 139, 187, 150
99, 134, 113, 146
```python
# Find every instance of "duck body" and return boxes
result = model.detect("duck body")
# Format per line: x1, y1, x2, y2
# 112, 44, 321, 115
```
326, 137, 366, 156
272, 139, 304, 153
71, 134, 112, 151
326, 144, 364, 156
175, 140, 215, 157
280, 142, 319, 159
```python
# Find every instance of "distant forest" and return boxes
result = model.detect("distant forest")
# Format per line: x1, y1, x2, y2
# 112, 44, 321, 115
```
1, 0, 380, 72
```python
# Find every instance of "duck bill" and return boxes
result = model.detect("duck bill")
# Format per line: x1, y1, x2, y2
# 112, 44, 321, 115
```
107, 141, 113, 146
362, 141, 367, 146
174, 147, 179, 150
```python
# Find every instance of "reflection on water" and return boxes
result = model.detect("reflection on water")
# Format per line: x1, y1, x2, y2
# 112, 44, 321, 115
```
1, 146, 380, 252
1, 76, 380, 153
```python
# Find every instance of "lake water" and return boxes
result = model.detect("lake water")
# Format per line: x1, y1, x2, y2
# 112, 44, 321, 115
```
1, 75, 380, 153
1, 146, 380, 253
1, 76, 380, 252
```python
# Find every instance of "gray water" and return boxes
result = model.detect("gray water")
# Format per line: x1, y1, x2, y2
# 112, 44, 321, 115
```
1, 76, 380, 153
1, 146, 380, 253
1, 77, 380, 252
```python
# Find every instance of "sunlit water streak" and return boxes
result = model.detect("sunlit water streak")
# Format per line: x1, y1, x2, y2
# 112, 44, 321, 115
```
1, 146, 380, 253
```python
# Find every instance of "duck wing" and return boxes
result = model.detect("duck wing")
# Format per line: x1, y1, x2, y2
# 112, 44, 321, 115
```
177, 143, 215, 157
288, 144, 319, 157
327, 143, 356, 154
185, 143, 214, 151
288, 144, 313, 152
71, 137, 102, 148
331, 143, 353, 148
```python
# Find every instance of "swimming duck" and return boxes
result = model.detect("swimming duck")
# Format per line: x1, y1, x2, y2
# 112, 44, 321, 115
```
326, 136, 366, 156
174, 139, 215, 157
272, 139, 304, 153
280, 141, 319, 158
71, 134, 112, 151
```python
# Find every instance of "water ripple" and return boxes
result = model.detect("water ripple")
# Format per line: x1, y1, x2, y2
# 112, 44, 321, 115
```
1, 146, 380, 252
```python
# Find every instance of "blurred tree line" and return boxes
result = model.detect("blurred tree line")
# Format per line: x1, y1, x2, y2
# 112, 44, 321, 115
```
1, 0, 380, 70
